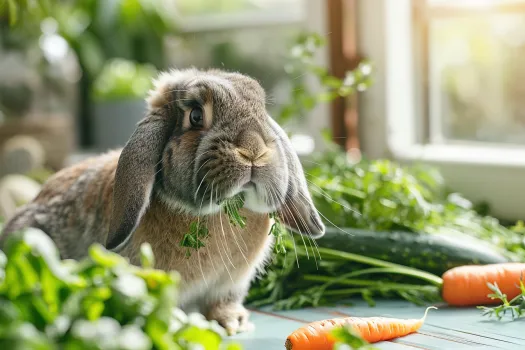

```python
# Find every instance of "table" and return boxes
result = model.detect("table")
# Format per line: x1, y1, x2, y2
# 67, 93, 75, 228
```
231, 300, 525, 349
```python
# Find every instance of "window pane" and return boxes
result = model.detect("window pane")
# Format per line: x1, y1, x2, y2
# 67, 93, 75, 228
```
428, 11, 525, 144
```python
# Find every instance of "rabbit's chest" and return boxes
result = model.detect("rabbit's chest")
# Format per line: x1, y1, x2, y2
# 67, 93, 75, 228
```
129, 206, 274, 305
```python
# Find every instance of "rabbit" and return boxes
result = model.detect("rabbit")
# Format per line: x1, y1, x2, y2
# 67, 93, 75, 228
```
0, 68, 325, 335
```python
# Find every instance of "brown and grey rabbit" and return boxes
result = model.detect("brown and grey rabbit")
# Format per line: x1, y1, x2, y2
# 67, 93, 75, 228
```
1, 68, 325, 335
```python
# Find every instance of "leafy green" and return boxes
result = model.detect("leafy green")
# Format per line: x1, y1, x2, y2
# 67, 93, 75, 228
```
247, 237, 443, 310
0, 227, 240, 349
223, 195, 247, 229
478, 279, 525, 320
180, 221, 209, 258
332, 326, 379, 350
269, 213, 287, 254
248, 145, 525, 310
305, 145, 525, 261
180, 194, 290, 258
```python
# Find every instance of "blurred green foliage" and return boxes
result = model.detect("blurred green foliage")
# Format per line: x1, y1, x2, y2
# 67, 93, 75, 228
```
92, 59, 157, 102
2, 0, 178, 74
0, 227, 240, 349
276, 32, 373, 125
2, 0, 179, 144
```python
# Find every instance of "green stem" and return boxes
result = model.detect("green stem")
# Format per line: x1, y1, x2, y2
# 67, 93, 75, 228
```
323, 284, 438, 296
297, 246, 443, 286
322, 288, 367, 296
304, 275, 438, 292
304, 267, 440, 288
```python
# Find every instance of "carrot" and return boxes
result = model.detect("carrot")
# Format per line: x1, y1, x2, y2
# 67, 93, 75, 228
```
284, 306, 436, 350
442, 263, 525, 306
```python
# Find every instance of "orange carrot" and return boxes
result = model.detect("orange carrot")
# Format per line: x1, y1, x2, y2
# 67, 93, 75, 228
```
442, 263, 525, 306
285, 306, 436, 350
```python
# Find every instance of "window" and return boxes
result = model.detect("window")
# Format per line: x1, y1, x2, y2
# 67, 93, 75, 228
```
357, 0, 525, 221
426, 0, 525, 145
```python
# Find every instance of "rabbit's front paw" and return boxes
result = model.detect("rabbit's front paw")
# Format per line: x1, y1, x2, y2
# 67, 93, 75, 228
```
206, 302, 255, 336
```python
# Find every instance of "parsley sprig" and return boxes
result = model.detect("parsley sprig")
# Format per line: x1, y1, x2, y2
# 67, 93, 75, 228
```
478, 278, 525, 320
223, 195, 247, 228
269, 212, 287, 254
180, 194, 289, 257
180, 221, 209, 257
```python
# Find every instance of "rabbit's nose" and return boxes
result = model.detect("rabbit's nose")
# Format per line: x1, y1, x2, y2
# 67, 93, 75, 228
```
235, 131, 271, 166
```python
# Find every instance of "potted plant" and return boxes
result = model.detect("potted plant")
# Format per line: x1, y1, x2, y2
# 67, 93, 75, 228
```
90, 58, 157, 151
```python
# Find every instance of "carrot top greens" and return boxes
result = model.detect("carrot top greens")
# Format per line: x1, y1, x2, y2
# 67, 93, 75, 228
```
478, 279, 525, 320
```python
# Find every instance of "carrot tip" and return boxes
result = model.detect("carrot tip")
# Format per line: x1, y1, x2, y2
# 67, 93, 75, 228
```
422, 306, 438, 322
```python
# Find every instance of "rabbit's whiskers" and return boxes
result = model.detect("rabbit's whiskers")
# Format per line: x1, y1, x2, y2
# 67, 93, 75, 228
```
304, 172, 360, 216
268, 175, 321, 266
266, 177, 318, 268
216, 187, 235, 269
195, 168, 212, 203
210, 183, 234, 282
225, 210, 250, 268
265, 183, 300, 268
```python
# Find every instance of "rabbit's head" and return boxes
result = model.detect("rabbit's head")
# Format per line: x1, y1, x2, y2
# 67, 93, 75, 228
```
107, 68, 325, 251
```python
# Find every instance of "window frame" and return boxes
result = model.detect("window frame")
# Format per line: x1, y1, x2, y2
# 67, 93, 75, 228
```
357, 0, 525, 221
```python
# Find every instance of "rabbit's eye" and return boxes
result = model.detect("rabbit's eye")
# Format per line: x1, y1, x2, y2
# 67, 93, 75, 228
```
190, 107, 204, 128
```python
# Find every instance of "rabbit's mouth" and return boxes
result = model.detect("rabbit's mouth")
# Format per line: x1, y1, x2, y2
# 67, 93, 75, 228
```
242, 181, 256, 190
212, 181, 256, 206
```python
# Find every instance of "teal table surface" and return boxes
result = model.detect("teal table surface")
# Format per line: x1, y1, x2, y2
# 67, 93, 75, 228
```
230, 300, 525, 350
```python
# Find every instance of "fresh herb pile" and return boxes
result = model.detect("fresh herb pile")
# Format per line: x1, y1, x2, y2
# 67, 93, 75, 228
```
0, 226, 241, 350
246, 145, 525, 310
305, 146, 525, 261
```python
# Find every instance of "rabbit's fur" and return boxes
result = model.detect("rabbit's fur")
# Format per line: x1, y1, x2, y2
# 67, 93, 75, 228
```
1, 68, 325, 335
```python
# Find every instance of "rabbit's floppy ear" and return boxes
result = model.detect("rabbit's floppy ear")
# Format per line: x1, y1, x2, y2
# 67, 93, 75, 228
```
267, 118, 325, 238
106, 112, 174, 251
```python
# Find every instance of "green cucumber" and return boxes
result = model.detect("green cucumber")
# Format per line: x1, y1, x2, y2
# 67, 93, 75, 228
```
316, 227, 509, 275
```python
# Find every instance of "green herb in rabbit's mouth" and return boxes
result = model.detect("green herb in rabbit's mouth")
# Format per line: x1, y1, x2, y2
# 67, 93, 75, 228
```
223, 194, 247, 228
180, 193, 288, 257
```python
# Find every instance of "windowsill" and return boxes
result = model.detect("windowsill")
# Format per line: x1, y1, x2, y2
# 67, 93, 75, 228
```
389, 142, 525, 168
387, 141, 525, 221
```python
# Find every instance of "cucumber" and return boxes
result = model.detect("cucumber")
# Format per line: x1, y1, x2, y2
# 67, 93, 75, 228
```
316, 227, 509, 275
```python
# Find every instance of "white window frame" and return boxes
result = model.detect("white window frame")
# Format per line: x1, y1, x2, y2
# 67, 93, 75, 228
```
357, 0, 525, 221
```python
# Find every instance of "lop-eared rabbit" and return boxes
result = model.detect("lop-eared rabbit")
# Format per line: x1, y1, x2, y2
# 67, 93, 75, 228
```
2, 68, 325, 335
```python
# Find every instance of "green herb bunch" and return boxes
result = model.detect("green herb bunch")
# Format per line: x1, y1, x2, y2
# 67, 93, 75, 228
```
305, 146, 525, 261
0, 227, 240, 350
247, 145, 525, 311
246, 235, 443, 310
